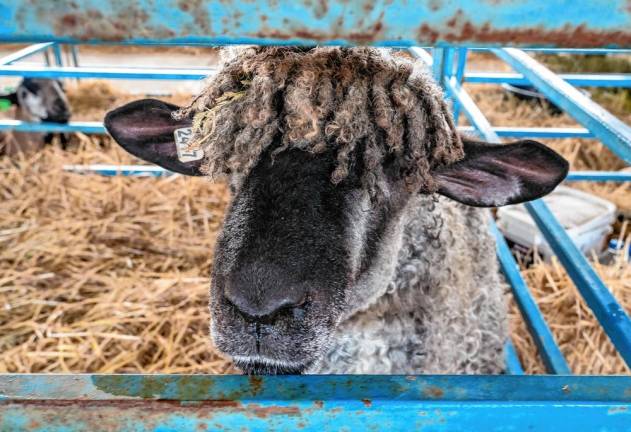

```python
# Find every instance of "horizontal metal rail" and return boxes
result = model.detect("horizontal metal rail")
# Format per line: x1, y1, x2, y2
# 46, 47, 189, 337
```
1, 375, 630, 431
0, 120, 105, 133
447, 75, 631, 368
474, 48, 631, 55
465, 72, 631, 88
0, 42, 54, 65
565, 171, 631, 182
63, 164, 172, 177
2, 1, 631, 47
0, 65, 214, 80
58, 164, 631, 183
0, 120, 599, 141
458, 126, 593, 139
493, 48, 631, 164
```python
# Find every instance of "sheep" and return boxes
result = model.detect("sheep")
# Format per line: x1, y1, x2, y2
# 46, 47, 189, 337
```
0, 78, 71, 156
104, 47, 568, 375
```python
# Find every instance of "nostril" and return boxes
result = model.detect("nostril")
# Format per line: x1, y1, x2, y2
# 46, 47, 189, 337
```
223, 284, 307, 323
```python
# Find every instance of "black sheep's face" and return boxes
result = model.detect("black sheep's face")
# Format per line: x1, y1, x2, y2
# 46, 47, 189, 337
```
210, 147, 409, 374
104, 99, 569, 374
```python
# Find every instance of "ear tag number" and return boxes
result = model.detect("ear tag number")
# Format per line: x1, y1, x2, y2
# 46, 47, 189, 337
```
174, 127, 203, 163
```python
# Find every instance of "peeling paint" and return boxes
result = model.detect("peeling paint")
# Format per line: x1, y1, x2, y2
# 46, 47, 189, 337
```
2, 0, 631, 47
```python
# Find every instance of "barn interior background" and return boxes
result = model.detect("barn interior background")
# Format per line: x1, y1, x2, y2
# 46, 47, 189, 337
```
0, 0, 630, 430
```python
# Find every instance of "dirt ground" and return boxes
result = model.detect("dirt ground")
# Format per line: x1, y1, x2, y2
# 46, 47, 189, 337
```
1, 48, 629, 374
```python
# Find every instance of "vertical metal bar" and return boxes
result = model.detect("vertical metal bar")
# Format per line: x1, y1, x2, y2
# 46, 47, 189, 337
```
445, 77, 497, 142
452, 48, 468, 124
491, 222, 571, 374
504, 340, 525, 375
432, 47, 446, 86
52, 43, 63, 66
70, 45, 79, 67
493, 48, 631, 164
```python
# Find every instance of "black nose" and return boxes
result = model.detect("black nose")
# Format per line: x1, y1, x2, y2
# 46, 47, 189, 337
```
223, 265, 307, 322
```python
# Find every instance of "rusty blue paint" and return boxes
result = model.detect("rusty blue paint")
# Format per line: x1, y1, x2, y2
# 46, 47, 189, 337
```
1, 375, 631, 431
1, 0, 631, 47
1, 374, 630, 402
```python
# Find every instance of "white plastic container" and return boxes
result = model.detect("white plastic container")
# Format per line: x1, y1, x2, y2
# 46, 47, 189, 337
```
496, 186, 617, 259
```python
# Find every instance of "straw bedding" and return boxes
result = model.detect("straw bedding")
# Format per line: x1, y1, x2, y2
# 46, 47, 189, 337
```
1, 75, 629, 374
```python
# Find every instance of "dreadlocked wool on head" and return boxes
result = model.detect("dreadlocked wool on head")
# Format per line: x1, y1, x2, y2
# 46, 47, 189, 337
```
174, 46, 464, 196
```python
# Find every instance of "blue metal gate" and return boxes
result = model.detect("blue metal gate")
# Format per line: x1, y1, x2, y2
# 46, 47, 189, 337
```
1, 1, 630, 430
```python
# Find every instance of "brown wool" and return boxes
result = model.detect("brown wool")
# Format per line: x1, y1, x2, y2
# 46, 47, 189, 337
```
173, 47, 464, 197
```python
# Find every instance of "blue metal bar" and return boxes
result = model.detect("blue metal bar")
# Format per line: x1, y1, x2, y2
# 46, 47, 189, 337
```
0, 120, 105, 133
7, 374, 628, 402
504, 340, 525, 375
432, 47, 447, 85
471, 47, 631, 55
525, 199, 631, 367
449, 75, 631, 368
51, 43, 62, 66
452, 48, 468, 124
0, 42, 54, 65
465, 72, 631, 88
493, 48, 631, 164
60, 163, 630, 184
63, 164, 173, 177
0, 120, 596, 139
565, 171, 631, 182
2, 1, 631, 47
445, 77, 497, 142
69, 45, 79, 67
491, 222, 571, 374
0, 65, 214, 80
458, 126, 593, 138
408, 47, 433, 67
2, 375, 630, 431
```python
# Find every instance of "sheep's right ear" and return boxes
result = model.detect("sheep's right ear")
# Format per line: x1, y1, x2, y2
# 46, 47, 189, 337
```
104, 99, 203, 176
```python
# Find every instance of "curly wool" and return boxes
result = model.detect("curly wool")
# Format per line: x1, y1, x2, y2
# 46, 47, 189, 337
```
175, 47, 463, 196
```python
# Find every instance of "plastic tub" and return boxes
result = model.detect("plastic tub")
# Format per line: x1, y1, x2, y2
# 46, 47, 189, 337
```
496, 186, 617, 259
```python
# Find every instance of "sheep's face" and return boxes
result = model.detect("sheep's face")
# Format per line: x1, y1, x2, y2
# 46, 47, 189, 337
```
105, 99, 568, 375
210, 146, 414, 374
14, 78, 71, 123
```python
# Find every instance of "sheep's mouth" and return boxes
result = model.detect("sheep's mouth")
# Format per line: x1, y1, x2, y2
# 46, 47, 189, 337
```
233, 356, 311, 375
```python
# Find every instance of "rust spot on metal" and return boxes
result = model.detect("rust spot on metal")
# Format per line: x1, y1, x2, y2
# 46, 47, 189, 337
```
247, 403, 301, 418
12, 399, 242, 410
361, 398, 372, 408
314, 400, 324, 408
432, 15, 631, 47
428, 0, 442, 12
423, 386, 444, 398
249, 375, 263, 396
313, 0, 329, 18
49, 5, 178, 42
562, 385, 571, 394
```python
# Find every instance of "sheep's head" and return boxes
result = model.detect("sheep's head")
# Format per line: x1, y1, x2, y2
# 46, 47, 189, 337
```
105, 47, 568, 374
6, 78, 71, 123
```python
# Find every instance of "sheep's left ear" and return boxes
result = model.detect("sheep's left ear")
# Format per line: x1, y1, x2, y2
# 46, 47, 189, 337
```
104, 99, 203, 176
434, 139, 568, 207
